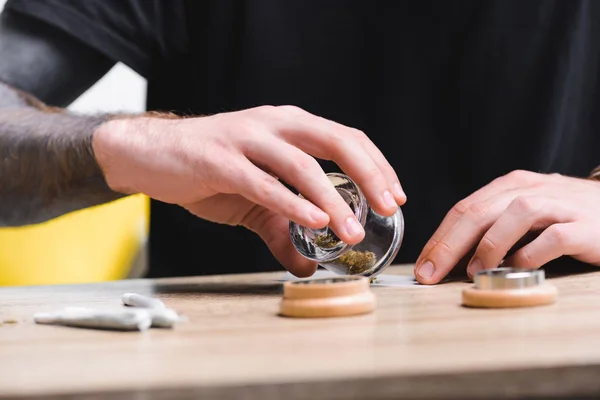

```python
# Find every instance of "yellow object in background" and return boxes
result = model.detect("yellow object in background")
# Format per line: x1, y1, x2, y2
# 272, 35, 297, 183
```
0, 194, 149, 286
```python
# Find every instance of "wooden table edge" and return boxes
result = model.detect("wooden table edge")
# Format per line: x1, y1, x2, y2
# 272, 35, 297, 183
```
4, 364, 600, 400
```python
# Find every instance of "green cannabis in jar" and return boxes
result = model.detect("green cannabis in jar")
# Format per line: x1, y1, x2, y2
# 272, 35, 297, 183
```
313, 233, 377, 274
313, 233, 340, 249
339, 250, 377, 274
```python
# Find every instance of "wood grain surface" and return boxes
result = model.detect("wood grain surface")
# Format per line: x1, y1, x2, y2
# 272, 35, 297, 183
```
1, 263, 600, 400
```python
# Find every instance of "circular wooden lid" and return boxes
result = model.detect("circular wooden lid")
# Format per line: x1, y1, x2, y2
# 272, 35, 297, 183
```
279, 276, 376, 318
463, 268, 557, 308
462, 284, 557, 308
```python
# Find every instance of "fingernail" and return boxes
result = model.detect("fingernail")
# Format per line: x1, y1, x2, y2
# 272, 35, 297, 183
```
345, 216, 364, 237
417, 261, 434, 279
383, 190, 397, 208
467, 258, 482, 277
393, 182, 405, 199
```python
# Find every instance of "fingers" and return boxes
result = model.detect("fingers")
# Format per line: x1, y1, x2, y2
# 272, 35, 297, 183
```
244, 206, 319, 278
245, 141, 365, 244
415, 170, 542, 274
466, 197, 574, 277
415, 192, 520, 284
185, 194, 318, 277
415, 181, 514, 267
505, 223, 583, 269
348, 128, 407, 205
271, 106, 404, 216
228, 159, 331, 231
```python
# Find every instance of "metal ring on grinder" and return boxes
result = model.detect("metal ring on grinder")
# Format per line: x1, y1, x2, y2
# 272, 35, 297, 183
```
462, 268, 557, 308
474, 268, 544, 290
279, 275, 376, 318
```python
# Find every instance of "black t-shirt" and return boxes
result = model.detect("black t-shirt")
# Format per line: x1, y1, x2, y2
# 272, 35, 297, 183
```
5, 0, 600, 278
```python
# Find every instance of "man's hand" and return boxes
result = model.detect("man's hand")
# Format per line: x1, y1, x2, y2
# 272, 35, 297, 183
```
414, 170, 600, 284
93, 105, 406, 277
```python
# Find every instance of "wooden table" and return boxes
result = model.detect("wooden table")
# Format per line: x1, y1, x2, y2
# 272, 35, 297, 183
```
1, 263, 600, 400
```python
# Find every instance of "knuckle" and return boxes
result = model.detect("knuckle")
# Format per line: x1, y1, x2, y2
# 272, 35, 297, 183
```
452, 200, 471, 217
277, 105, 305, 115
230, 115, 265, 137
465, 202, 489, 223
547, 224, 568, 247
430, 240, 454, 262
363, 165, 381, 182
246, 105, 276, 119
255, 105, 276, 113
289, 153, 318, 177
350, 129, 378, 151
479, 235, 500, 253
509, 196, 540, 215
324, 131, 346, 156
350, 128, 369, 141
516, 248, 536, 268
277, 196, 304, 220
506, 169, 536, 184
327, 128, 345, 144
322, 189, 343, 211
257, 173, 281, 197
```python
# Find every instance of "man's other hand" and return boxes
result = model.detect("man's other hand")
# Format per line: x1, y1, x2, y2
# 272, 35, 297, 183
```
415, 170, 600, 284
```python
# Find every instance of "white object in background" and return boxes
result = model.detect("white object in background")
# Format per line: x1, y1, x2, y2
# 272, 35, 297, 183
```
122, 292, 166, 309
69, 63, 146, 114
34, 305, 184, 330
34, 307, 152, 331
121, 293, 185, 327
147, 307, 185, 328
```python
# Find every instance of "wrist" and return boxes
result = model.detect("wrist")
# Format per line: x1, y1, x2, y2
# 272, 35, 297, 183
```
92, 113, 187, 197
92, 116, 150, 195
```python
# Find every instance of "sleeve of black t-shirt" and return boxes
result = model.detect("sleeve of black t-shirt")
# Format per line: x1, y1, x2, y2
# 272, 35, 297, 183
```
3, 0, 189, 78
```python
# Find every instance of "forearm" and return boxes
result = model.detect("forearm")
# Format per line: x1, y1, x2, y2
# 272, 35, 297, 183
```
0, 82, 125, 226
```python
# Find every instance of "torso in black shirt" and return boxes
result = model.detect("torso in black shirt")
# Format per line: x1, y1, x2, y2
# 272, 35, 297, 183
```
6, 0, 600, 277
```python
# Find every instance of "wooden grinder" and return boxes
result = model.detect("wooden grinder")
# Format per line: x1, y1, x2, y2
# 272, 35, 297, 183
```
279, 276, 376, 318
462, 267, 557, 308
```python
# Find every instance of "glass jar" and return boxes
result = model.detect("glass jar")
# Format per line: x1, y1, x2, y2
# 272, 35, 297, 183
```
289, 173, 404, 277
